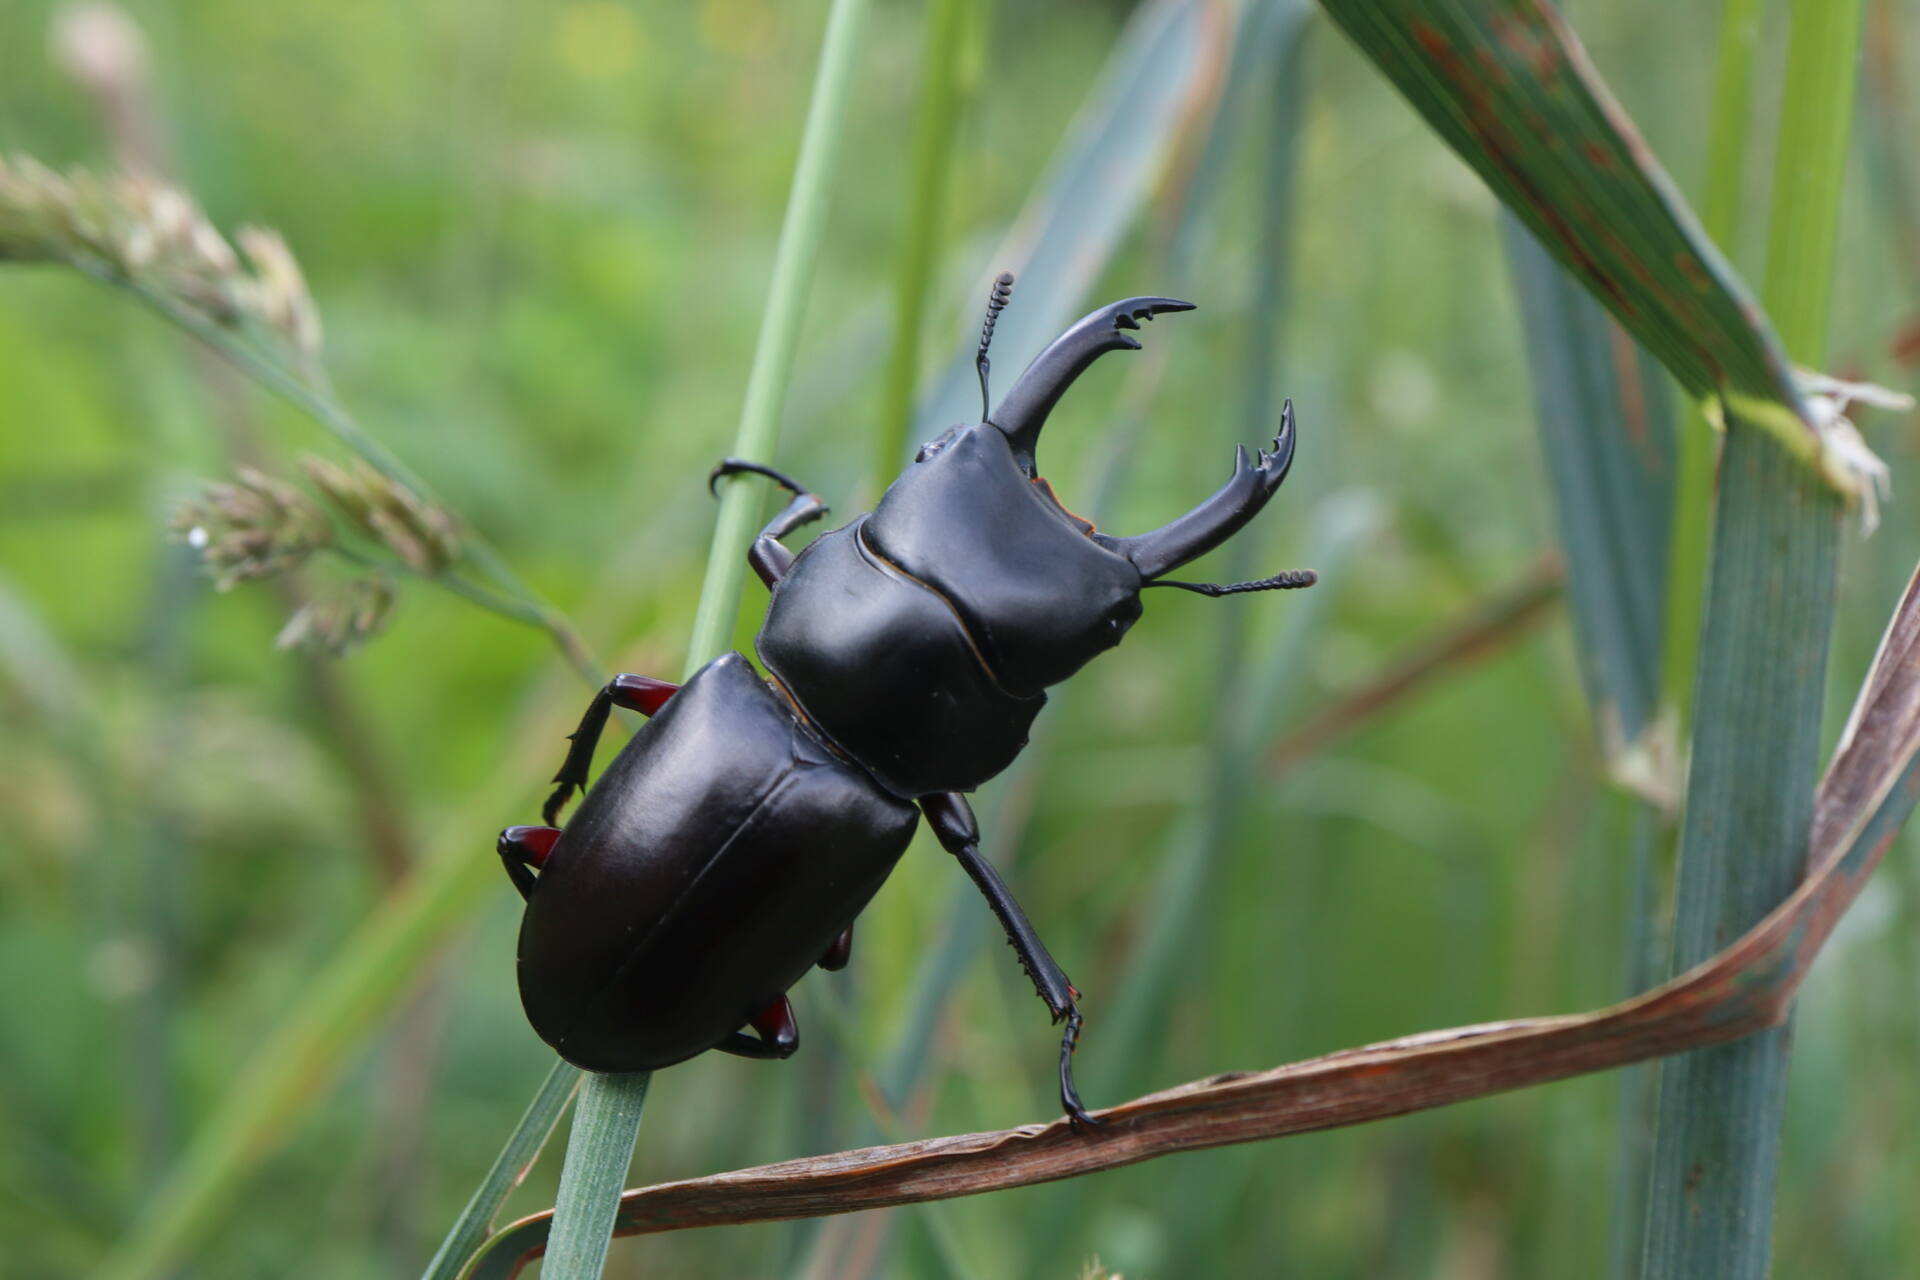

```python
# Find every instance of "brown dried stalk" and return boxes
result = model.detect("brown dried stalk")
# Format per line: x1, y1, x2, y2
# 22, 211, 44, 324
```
462, 559, 1920, 1280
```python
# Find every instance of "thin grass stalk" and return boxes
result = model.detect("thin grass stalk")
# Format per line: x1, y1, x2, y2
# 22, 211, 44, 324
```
1642, 3, 1865, 1273
542, 1074, 653, 1279
874, 0, 974, 484
66, 259, 603, 685
1498, 15, 1679, 1266
538, 1, 871, 1276
684, 0, 871, 671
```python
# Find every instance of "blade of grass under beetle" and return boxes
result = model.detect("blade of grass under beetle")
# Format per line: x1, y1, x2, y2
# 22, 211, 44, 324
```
456, 553, 1920, 1273
1642, 4, 1866, 1276
1313, 0, 1873, 503
419, 1062, 579, 1280
540, 2, 873, 1278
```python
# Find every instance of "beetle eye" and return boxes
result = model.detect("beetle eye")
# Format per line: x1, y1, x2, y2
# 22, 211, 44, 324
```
914, 426, 962, 463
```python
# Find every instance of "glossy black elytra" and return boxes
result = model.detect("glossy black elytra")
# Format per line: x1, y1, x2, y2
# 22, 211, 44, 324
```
498, 275, 1315, 1129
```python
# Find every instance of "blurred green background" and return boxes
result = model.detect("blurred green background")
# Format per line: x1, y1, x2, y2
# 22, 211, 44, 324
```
2, 0, 1916, 1275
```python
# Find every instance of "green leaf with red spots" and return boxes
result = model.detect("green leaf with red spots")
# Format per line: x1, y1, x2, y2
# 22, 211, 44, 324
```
1315, 0, 1877, 498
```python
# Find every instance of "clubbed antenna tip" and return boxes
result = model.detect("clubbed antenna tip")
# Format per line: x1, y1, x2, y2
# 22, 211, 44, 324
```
977, 271, 1015, 420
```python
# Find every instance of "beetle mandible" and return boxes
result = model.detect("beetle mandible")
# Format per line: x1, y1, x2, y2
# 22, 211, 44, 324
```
497, 274, 1315, 1128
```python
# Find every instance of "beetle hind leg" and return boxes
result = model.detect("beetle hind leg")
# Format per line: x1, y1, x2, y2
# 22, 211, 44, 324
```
818, 923, 853, 971
717, 995, 800, 1060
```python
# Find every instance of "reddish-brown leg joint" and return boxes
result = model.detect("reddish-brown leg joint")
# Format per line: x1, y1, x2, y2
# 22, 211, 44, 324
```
609, 673, 679, 717
750, 996, 799, 1051
497, 825, 563, 901
717, 995, 800, 1060
544, 674, 683, 826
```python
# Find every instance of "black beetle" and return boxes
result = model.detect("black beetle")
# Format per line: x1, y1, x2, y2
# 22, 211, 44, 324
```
497, 275, 1314, 1128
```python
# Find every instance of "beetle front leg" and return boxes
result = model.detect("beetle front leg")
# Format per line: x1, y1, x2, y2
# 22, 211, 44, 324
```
922, 793, 1101, 1131
543, 674, 680, 825
709, 458, 830, 589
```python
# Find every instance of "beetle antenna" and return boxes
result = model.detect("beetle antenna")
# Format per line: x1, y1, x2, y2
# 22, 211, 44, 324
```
1144, 569, 1318, 597
976, 271, 1015, 420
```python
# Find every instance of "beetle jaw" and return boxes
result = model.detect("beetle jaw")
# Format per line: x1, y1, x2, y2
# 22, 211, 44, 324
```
988, 295, 1195, 475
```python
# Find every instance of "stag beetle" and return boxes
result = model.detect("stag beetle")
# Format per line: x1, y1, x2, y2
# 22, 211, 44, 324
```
497, 275, 1314, 1128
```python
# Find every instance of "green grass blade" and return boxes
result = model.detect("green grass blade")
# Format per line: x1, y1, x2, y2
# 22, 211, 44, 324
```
1659, 0, 1764, 761
420, 1062, 579, 1280
540, 1073, 652, 1280
1641, 431, 1841, 1276
1502, 193, 1677, 1280
1642, 3, 1867, 1275
1503, 221, 1674, 755
911, 0, 1223, 437
873, 0, 976, 482
685, 0, 871, 672
1620, 4, 1764, 1273
1314, 0, 1862, 495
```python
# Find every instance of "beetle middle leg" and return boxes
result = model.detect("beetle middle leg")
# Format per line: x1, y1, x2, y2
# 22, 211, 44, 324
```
922, 792, 1101, 1131
542, 673, 681, 825
709, 457, 830, 589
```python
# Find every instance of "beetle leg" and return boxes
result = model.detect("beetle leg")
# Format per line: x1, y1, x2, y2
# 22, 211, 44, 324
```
710, 457, 831, 590
496, 825, 562, 901
1094, 399, 1299, 580
716, 995, 800, 1060
543, 674, 681, 825
922, 793, 1102, 1132
817, 923, 853, 971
